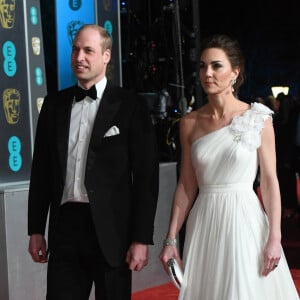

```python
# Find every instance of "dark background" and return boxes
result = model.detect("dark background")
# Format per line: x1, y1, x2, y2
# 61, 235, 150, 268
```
119, 0, 299, 102
41, 0, 300, 101
40, 0, 300, 161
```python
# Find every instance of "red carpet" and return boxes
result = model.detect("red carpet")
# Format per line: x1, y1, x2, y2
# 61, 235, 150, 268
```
132, 282, 179, 300
132, 270, 300, 300
291, 269, 300, 295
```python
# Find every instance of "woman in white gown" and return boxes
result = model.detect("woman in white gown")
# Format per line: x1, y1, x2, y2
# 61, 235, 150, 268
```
160, 34, 299, 299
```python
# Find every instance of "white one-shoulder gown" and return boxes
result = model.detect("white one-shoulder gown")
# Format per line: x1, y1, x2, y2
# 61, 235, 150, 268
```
179, 103, 299, 300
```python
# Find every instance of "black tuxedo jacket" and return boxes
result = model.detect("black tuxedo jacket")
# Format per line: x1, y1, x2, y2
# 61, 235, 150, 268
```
28, 83, 159, 267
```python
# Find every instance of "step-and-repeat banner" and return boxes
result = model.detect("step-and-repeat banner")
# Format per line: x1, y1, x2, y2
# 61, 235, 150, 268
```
0, 0, 121, 187
55, 0, 122, 90
0, 0, 47, 187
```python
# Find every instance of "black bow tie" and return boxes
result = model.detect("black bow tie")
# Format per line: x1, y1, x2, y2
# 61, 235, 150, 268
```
74, 85, 97, 102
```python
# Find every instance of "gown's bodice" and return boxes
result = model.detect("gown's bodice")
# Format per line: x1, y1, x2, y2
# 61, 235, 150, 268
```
191, 102, 273, 188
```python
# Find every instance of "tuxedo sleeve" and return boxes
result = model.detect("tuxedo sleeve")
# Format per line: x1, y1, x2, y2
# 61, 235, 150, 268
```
27, 95, 54, 236
129, 93, 159, 244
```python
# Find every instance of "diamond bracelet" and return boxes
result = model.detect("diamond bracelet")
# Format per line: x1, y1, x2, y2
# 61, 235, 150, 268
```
164, 237, 177, 246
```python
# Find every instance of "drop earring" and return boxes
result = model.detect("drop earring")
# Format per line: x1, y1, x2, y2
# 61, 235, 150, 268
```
231, 78, 236, 92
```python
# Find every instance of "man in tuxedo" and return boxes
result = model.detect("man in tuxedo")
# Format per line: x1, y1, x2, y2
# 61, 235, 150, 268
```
28, 24, 159, 300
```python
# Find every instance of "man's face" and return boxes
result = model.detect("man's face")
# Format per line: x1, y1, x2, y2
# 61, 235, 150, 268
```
71, 27, 111, 88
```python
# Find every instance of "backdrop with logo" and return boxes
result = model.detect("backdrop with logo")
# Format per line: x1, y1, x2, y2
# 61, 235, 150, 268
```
0, 0, 122, 187
0, 0, 47, 187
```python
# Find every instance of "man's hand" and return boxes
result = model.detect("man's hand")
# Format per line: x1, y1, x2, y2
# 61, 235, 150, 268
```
125, 242, 149, 271
28, 234, 48, 263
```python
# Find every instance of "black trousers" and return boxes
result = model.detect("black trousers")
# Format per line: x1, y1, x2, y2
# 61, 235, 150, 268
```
46, 203, 131, 300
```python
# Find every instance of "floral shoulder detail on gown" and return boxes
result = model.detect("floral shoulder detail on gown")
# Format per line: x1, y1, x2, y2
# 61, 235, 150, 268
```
229, 102, 274, 151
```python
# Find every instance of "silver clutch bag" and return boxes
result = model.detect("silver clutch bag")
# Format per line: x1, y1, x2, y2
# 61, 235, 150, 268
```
167, 258, 183, 289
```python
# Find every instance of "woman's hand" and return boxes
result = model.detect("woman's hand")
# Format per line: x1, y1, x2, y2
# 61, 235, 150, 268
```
262, 238, 281, 276
159, 244, 182, 275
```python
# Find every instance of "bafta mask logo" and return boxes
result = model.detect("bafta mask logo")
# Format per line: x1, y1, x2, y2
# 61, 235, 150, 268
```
0, 0, 16, 29
102, 0, 111, 12
3, 88, 20, 124
69, 0, 81, 11
36, 97, 44, 113
67, 20, 83, 45
32, 37, 41, 55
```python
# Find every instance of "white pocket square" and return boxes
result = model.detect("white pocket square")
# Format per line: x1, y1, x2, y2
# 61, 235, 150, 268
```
104, 125, 120, 137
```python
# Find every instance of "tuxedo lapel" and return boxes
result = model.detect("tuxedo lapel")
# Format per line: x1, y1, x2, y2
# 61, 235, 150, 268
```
86, 86, 122, 168
91, 86, 122, 142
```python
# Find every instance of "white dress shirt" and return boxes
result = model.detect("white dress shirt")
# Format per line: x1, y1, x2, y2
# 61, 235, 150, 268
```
61, 77, 107, 205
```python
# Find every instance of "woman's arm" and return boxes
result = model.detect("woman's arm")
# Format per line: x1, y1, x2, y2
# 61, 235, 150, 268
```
160, 115, 199, 271
258, 117, 282, 276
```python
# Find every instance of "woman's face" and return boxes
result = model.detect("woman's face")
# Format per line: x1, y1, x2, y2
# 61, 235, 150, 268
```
199, 48, 239, 96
